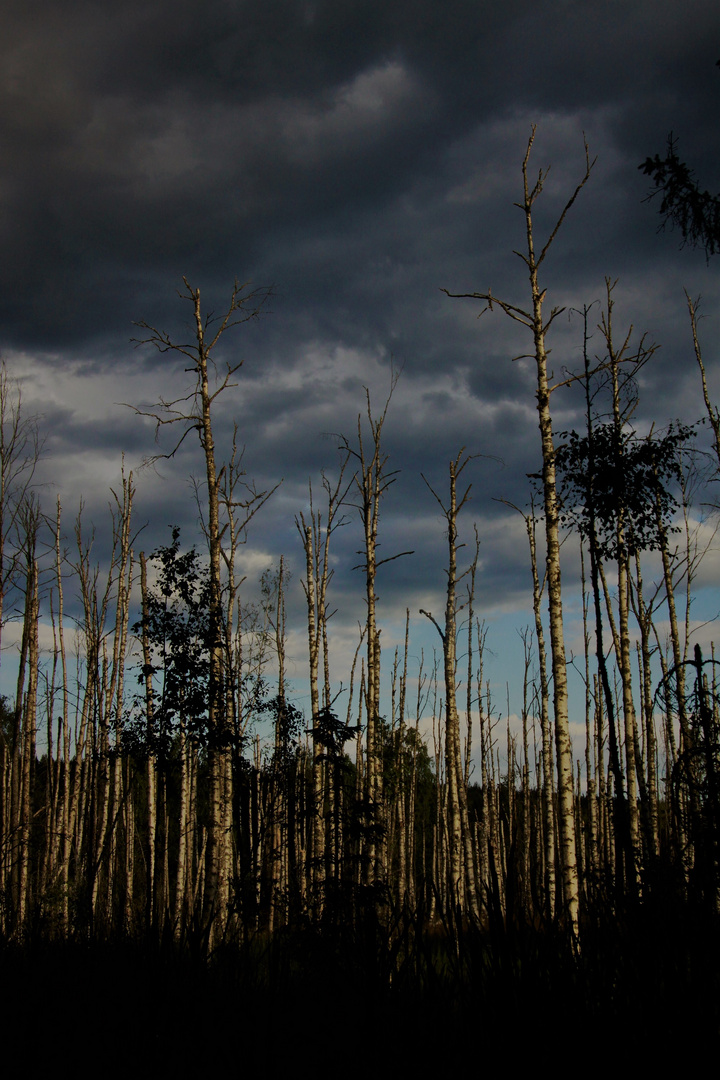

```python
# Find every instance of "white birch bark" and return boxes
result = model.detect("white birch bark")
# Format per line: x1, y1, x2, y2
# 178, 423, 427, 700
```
421, 451, 478, 915
340, 380, 410, 886
17, 556, 39, 931
133, 279, 276, 945
443, 128, 593, 934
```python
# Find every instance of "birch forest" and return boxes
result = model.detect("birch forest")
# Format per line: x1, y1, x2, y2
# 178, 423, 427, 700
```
2, 139, 719, 1062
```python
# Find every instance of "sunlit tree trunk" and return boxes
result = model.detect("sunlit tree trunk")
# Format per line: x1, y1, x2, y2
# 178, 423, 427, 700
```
603, 305, 640, 882
17, 554, 39, 931
133, 278, 274, 945
421, 451, 477, 916
526, 504, 555, 917
340, 380, 410, 886
139, 553, 157, 932
445, 129, 592, 933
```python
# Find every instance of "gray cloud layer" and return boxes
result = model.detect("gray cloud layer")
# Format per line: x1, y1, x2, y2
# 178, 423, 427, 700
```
2, 0, 720, 703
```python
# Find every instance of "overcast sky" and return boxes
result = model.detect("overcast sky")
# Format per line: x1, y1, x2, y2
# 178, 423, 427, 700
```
2, 0, 720, 741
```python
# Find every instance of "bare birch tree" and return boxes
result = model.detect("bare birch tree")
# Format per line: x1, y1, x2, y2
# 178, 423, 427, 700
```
0, 361, 42, 667
339, 377, 413, 886
444, 127, 595, 934
131, 276, 273, 940
296, 458, 351, 905
421, 449, 478, 917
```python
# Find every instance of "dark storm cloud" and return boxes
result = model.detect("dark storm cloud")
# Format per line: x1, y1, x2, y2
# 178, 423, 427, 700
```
3, 0, 716, 352
2, 0, 720, 676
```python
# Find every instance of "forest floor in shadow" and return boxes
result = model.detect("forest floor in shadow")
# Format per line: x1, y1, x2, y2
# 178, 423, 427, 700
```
2, 890, 718, 1071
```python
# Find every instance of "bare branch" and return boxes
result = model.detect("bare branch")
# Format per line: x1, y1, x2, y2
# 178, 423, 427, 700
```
420, 608, 446, 642
536, 135, 597, 268
441, 288, 534, 329
686, 290, 720, 466
375, 549, 415, 569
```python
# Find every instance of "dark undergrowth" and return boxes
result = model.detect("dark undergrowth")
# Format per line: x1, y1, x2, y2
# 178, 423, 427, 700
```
3, 888, 718, 1073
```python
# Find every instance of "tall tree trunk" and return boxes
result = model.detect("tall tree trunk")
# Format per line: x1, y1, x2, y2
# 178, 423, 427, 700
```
139, 553, 157, 933
133, 278, 275, 944
421, 451, 477, 916
444, 129, 592, 932
340, 380, 410, 886
17, 556, 39, 931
